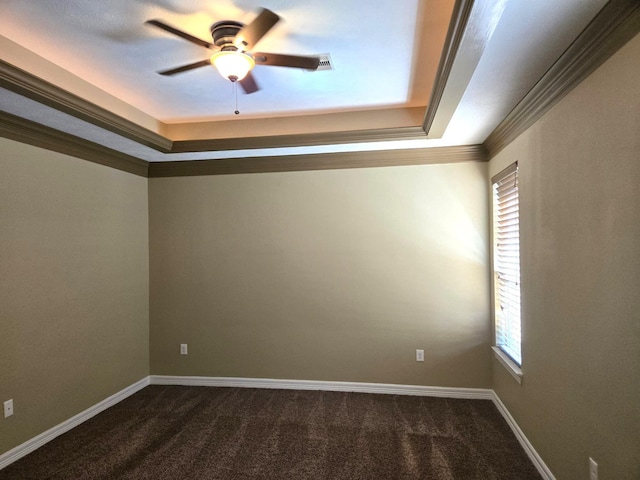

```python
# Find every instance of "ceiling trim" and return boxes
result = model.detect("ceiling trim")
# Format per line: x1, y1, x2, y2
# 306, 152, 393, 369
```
0, 57, 430, 153
484, 0, 640, 158
1, 107, 486, 178
422, 0, 474, 137
162, 107, 426, 142
3, 0, 633, 175
148, 145, 487, 177
170, 126, 428, 153
0, 111, 150, 177
0, 60, 172, 152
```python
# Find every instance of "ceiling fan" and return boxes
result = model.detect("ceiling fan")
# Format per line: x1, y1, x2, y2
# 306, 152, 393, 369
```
145, 8, 321, 95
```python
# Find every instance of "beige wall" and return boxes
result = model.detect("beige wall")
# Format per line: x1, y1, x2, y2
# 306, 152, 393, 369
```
489, 34, 640, 479
0, 138, 149, 455
149, 162, 491, 387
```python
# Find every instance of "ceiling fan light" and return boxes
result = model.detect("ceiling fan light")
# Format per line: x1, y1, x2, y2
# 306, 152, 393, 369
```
211, 51, 255, 82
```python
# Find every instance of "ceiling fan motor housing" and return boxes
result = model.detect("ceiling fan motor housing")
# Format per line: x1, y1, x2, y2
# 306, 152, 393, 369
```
210, 21, 244, 51
147, 8, 320, 95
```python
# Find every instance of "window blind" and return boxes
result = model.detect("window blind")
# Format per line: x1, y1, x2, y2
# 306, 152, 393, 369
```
492, 163, 522, 365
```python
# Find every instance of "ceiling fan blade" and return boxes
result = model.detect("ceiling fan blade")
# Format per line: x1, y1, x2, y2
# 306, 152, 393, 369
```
234, 8, 280, 50
145, 19, 214, 49
239, 72, 260, 94
157, 59, 212, 76
253, 52, 320, 70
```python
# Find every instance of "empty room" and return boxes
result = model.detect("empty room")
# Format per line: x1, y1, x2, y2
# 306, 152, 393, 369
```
1, 1, 638, 479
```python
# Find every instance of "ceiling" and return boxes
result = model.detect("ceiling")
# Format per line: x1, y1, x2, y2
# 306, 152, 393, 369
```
0, 0, 450, 122
0, 0, 621, 168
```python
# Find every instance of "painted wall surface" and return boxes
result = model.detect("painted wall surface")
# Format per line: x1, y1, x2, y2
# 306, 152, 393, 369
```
0, 139, 150, 455
149, 162, 491, 388
489, 34, 640, 479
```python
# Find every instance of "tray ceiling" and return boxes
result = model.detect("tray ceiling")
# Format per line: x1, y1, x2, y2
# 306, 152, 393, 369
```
0, 0, 619, 166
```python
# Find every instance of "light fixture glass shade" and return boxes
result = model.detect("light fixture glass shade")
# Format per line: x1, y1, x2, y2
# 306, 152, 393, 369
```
211, 51, 255, 81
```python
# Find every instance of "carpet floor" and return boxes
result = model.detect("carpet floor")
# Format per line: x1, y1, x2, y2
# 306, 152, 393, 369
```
0, 385, 541, 479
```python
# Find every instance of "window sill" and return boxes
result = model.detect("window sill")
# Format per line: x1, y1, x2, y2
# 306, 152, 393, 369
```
492, 347, 523, 384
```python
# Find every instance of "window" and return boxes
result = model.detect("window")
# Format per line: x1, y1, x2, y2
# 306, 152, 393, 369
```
492, 163, 522, 370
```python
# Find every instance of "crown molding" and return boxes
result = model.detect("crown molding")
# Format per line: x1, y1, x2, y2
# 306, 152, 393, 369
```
422, 0, 474, 137
483, 0, 640, 158
1, 104, 485, 177
170, 126, 428, 153
0, 58, 433, 156
0, 111, 149, 177
148, 145, 486, 177
0, 60, 172, 152
8, 0, 634, 174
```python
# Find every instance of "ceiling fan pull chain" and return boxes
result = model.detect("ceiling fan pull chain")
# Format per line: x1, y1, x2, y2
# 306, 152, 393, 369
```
234, 80, 240, 115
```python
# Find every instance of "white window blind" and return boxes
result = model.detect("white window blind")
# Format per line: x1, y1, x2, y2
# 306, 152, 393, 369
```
492, 163, 522, 366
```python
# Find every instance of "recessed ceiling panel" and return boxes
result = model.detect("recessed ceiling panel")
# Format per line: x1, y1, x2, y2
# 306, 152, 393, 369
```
0, 0, 426, 122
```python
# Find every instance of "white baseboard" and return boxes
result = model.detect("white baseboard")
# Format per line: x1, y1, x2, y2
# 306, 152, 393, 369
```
149, 375, 495, 399
0, 376, 150, 471
491, 392, 555, 480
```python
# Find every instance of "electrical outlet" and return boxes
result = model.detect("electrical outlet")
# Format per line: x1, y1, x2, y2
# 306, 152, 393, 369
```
589, 457, 598, 480
180, 344, 188, 355
416, 349, 425, 362
4, 399, 14, 418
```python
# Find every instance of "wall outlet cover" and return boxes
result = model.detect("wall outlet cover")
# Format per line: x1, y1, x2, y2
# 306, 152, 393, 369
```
4, 399, 14, 418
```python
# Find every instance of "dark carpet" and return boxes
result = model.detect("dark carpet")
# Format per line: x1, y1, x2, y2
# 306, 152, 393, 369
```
0, 386, 541, 479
